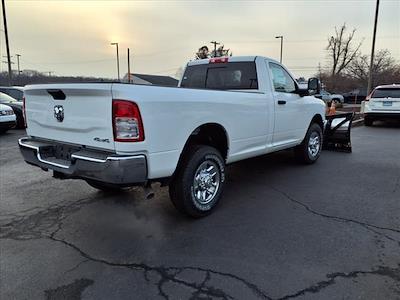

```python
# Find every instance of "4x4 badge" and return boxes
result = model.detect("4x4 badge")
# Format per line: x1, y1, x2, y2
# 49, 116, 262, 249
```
54, 105, 64, 122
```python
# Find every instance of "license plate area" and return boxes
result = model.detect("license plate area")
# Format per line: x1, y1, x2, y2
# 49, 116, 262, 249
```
40, 144, 81, 161
383, 101, 392, 106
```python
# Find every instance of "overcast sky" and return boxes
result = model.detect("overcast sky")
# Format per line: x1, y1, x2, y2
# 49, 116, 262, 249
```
1, 0, 399, 79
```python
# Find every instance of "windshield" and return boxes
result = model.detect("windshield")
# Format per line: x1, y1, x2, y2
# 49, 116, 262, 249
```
0, 92, 19, 103
181, 62, 258, 90
372, 88, 400, 98
0, 88, 23, 101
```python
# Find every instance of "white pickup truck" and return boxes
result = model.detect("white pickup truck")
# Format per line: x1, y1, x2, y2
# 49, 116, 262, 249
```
20, 56, 326, 217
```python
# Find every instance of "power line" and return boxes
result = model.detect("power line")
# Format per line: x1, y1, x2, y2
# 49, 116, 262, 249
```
22, 58, 115, 65
225, 35, 398, 44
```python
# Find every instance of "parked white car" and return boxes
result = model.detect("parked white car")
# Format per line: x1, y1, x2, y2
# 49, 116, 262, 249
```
19, 56, 326, 217
361, 84, 400, 126
0, 103, 16, 133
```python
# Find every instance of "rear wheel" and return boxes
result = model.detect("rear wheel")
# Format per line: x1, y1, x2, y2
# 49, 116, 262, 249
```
16, 112, 25, 129
169, 145, 225, 218
364, 117, 374, 126
294, 123, 323, 164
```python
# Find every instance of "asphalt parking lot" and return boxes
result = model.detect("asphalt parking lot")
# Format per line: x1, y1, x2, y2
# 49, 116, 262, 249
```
1, 123, 399, 300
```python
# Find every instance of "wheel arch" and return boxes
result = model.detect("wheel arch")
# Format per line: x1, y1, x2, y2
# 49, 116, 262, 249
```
310, 114, 324, 130
173, 123, 229, 176
183, 123, 229, 159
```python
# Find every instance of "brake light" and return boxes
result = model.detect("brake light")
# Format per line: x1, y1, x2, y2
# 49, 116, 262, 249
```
112, 100, 144, 142
22, 96, 27, 128
209, 57, 229, 64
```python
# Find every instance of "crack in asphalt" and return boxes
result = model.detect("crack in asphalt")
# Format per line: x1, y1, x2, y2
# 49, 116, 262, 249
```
48, 234, 271, 300
0, 196, 96, 241
276, 264, 400, 300
47, 233, 400, 300
1, 187, 399, 299
270, 186, 400, 243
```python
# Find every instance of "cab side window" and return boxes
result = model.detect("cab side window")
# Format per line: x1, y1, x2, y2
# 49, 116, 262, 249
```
269, 63, 296, 93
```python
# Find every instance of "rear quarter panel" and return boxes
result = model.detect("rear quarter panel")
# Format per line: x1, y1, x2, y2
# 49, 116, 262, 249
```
111, 84, 271, 179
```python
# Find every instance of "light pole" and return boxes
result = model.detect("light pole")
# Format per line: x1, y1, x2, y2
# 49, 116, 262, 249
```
210, 41, 220, 57
16, 54, 21, 75
127, 48, 131, 83
2, 0, 12, 85
367, 0, 380, 95
275, 35, 283, 63
111, 42, 120, 81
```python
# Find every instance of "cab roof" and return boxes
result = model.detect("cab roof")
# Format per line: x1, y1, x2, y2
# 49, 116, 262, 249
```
375, 84, 400, 89
187, 56, 279, 66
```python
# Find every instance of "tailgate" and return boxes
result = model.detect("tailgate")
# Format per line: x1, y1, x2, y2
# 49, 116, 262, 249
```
25, 84, 115, 151
371, 97, 400, 111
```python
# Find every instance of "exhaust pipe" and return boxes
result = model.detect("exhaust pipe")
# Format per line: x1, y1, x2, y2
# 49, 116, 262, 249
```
143, 183, 155, 200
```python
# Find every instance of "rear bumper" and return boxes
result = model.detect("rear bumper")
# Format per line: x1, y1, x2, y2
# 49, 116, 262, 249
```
19, 137, 147, 185
364, 112, 400, 119
0, 120, 16, 130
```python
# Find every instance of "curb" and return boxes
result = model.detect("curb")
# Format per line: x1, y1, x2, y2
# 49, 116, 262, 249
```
352, 118, 364, 128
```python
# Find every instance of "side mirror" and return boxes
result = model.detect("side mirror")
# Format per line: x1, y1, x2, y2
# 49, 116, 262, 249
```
308, 78, 321, 95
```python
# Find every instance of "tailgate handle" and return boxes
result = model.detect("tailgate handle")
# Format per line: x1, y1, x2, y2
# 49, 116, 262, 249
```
47, 89, 66, 100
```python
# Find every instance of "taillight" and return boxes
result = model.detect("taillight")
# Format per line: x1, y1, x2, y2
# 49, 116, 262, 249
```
112, 100, 144, 142
209, 57, 229, 64
22, 96, 27, 128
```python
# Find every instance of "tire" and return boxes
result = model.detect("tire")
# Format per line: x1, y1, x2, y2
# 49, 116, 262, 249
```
169, 145, 225, 218
294, 123, 323, 164
16, 113, 25, 129
364, 117, 373, 126
85, 179, 129, 193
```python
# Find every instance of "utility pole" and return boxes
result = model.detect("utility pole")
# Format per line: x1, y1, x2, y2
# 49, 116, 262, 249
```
275, 35, 283, 63
210, 41, 220, 57
111, 42, 120, 81
318, 62, 322, 79
127, 48, 131, 83
367, 0, 380, 95
16, 54, 21, 75
2, 0, 12, 85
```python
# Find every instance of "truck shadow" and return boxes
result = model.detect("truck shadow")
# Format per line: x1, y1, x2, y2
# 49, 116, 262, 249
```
369, 120, 400, 128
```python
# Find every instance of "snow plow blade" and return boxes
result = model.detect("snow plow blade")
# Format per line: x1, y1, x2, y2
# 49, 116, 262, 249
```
323, 112, 354, 153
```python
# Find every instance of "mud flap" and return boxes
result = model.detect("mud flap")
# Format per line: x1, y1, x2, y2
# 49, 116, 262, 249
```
323, 112, 354, 153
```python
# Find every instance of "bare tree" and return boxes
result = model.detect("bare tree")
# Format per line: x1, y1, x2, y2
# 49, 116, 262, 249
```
346, 49, 400, 87
326, 24, 363, 76
195, 46, 210, 59
195, 44, 232, 60
212, 45, 232, 58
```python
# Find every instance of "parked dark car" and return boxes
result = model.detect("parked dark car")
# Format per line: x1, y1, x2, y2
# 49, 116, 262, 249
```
0, 86, 24, 101
0, 92, 25, 128
343, 88, 367, 104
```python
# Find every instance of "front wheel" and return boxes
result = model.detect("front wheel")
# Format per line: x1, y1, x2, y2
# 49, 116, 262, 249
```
294, 123, 323, 164
169, 145, 225, 218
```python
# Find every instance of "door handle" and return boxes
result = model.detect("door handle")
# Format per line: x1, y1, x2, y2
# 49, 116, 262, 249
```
277, 100, 286, 105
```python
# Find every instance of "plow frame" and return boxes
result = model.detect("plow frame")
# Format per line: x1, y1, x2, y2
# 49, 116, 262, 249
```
323, 112, 354, 153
